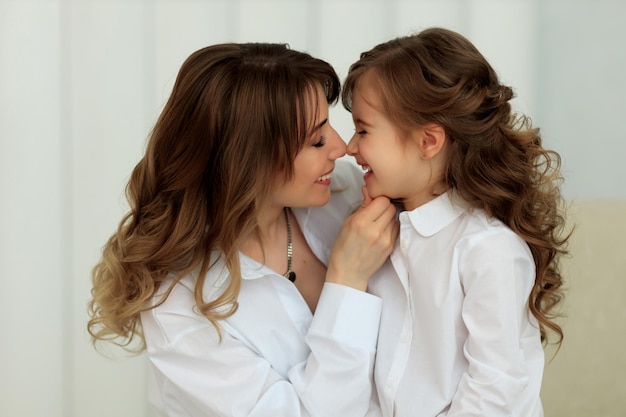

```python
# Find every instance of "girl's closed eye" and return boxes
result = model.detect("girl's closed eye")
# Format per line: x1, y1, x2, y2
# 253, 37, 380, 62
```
313, 136, 327, 148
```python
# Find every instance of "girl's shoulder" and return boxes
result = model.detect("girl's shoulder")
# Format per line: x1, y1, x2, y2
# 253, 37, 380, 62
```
459, 208, 532, 259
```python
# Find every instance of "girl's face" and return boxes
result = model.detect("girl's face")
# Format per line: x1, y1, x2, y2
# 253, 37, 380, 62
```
272, 85, 347, 209
346, 72, 445, 211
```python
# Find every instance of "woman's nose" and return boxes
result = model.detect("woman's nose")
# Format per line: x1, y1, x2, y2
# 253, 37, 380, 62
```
329, 128, 347, 159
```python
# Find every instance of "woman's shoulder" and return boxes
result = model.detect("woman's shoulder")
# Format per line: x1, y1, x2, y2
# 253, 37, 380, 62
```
289, 160, 364, 263
327, 158, 365, 213
292, 159, 364, 229
147, 255, 229, 314
141, 257, 231, 344
331, 158, 364, 195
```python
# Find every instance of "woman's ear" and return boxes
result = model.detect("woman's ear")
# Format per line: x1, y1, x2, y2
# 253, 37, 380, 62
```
415, 123, 446, 159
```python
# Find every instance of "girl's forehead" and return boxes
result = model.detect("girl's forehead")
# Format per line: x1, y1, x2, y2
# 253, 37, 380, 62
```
353, 80, 384, 114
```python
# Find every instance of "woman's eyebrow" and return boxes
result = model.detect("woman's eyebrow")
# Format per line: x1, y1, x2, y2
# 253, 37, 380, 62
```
312, 118, 328, 132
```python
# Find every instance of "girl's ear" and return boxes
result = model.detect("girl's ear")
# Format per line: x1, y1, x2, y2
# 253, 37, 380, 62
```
415, 123, 446, 159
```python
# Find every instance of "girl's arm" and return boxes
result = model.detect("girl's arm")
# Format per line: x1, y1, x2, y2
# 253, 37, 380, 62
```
447, 231, 543, 416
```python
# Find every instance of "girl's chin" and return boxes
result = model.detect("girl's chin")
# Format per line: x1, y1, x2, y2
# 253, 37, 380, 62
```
366, 185, 395, 202
365, 184, 383, 199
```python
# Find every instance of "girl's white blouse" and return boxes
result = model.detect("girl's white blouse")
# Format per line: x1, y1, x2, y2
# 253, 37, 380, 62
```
140, 160, 382, 417
369, 191, 544, 417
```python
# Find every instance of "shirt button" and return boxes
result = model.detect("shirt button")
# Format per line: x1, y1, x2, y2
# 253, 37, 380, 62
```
386, 379, 396, 391
401, 332, 410, 343
400, 238, 409, 249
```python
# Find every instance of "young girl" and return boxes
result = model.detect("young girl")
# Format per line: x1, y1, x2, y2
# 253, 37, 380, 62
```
88, 43, 397, 417
343, 28, 569, 417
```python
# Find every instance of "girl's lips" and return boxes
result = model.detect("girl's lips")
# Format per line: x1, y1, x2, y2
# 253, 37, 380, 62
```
359, 164, 373, 180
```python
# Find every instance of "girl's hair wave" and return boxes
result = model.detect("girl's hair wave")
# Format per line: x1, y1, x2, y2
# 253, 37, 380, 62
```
342, 27, 570, 346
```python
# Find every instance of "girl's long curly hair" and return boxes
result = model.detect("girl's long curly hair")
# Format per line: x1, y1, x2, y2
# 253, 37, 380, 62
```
342, 27, 570, 346
88, 43, 340, 351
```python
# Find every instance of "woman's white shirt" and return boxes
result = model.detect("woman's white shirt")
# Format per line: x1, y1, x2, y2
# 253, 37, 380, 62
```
140, 160, 383, 417
369, 191, 544, 417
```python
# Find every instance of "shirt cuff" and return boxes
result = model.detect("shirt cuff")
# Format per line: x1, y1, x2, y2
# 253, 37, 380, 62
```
309, 282, 382, 349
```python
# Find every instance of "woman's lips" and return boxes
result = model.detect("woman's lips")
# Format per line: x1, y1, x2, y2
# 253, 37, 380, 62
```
315, 170, 333, 185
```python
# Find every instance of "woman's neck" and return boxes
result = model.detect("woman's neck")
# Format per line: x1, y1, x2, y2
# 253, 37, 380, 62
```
254, 205, 285, 242
239, 205, 287, 269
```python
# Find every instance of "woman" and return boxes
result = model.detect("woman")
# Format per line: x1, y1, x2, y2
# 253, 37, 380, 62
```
87, 43, 397, 417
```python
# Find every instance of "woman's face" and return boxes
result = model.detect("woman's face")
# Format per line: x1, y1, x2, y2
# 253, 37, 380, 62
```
272, 85, 347, 208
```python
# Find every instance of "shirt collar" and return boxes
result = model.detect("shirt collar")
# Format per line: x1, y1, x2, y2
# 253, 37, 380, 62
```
178, 244, 292, 307
401, 190, 468, 237
191, 251, 273, 308
239, 252, 280, 280
239, 205, 313, 280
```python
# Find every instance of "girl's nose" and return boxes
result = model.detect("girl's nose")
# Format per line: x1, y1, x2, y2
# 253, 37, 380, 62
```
346, 134, 358, 156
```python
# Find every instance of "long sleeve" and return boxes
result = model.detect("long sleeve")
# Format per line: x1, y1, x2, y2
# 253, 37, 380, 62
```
444, 230, 543, 416
142, 279, 382, 417
291, 283, 382, 417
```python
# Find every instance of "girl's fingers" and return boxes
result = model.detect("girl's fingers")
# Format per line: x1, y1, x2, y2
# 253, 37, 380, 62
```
361, 185, 373, 207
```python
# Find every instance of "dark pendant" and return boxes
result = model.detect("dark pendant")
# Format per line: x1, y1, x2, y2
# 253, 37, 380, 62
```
286, 271, 296, 282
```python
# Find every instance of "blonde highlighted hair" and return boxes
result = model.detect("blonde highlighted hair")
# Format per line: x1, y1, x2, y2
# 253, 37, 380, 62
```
342, 28, 570, 346
88, 43, 340, 351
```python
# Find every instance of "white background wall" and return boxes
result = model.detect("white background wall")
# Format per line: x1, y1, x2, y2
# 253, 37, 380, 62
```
1, 1, 624, 416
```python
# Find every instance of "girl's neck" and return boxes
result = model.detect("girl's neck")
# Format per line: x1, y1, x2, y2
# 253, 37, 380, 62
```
402, 184, 450, 211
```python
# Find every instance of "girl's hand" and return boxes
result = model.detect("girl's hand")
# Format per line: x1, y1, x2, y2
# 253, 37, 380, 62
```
326, 186, 398, 291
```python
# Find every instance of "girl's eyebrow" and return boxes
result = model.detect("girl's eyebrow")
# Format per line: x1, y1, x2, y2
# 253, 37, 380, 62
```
354, 118, 372, 127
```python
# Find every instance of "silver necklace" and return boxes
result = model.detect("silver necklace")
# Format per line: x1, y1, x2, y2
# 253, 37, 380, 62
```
283, 207, 296, 282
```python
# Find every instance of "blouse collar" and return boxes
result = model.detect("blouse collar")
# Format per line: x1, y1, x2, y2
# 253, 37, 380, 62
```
401, 190, 469, 237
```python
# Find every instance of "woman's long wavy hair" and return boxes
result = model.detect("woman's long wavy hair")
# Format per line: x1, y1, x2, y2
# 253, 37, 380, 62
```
88, 43, 340, 351
342, 27, 570, 346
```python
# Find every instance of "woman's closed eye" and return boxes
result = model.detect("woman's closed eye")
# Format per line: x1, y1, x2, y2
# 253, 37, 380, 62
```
313, 136, 327, 148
